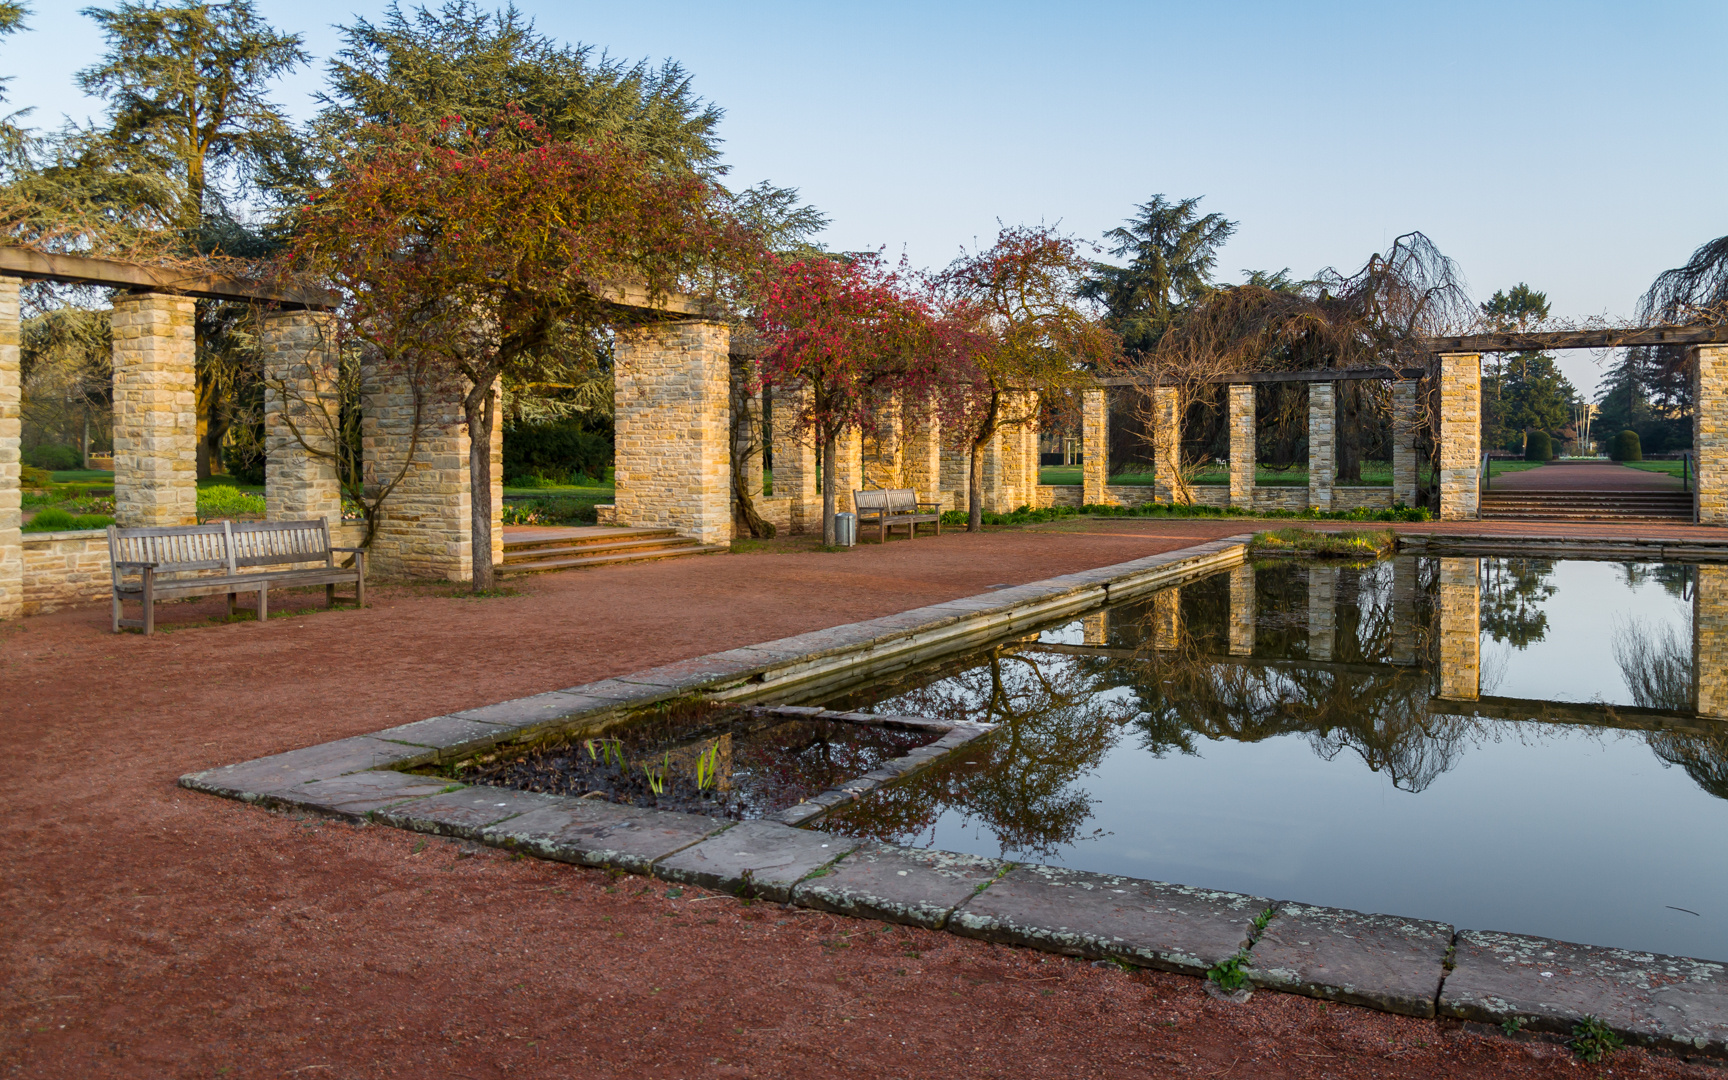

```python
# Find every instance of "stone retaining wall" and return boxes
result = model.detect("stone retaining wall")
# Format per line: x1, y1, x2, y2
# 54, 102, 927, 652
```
21, 529, 110, 614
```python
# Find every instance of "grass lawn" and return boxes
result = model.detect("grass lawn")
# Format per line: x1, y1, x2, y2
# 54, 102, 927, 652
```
1039, 462, 1438, 487
1620, 460, 1686, 476
50, 468, 116, 484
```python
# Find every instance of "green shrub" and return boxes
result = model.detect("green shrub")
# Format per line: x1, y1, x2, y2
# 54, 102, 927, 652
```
21, 464, 52, 488
1503, 432, 1527, 455
197, 484, 267, 521
24, 444, 81, 471
1524, 430, 1553, 462
1611, 429, 1642, 462
24, 507, 113, 532
503, 418, 611, 484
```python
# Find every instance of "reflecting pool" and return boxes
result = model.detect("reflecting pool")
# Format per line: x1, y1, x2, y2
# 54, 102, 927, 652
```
817, 556, 1728, 960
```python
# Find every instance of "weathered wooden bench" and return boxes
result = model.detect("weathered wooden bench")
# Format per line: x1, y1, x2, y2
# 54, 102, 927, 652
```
108, 519, 366, 634
853, 487, 943, 542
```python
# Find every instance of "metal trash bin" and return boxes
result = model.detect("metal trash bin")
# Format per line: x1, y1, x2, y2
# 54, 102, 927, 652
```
834, 511, 857, 547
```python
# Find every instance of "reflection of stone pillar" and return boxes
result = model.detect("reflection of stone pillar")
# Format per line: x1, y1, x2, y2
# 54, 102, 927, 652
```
1695, 565, 1728, 718
863, 391, 902, 489
615, 320, 733, 544
769, 381, 817, 534
1081, 610, 1109, 647
1153, 587, 1182, 650
1228, 384, 1255, 508
1392, 379, 1420, 507
1082, 388, 1109, 506
1309, 382, 1336, 513
1437, 556, 1480, 700
1439, 353, 1481, 521
0, 276, 18, 620
1153, 386, 1180, 503
262, 310, 342, 528
1228, 563, 1255, 657
1390, 556, 1418, 666
1308, 565, 1338, 661
111, 292, 198, 527
1692, 345, 1728, 524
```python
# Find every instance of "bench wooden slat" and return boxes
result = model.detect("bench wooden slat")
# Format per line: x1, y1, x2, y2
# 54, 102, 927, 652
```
852, 487, 942, 542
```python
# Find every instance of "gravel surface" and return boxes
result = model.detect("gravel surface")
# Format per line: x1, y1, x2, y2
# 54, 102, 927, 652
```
2, 518, 1716, 1077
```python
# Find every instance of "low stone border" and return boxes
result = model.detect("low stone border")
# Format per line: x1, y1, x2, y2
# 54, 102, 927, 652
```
1401, 532, 1728, 562
179, 532, 1728, 1061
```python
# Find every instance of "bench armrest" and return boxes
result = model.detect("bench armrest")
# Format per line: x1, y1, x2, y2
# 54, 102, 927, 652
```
113, 560, 159, 570
329, 546, 366, 553
915, 501, 943, 509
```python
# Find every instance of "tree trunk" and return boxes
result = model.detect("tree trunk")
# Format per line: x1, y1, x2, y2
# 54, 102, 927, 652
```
822, 427, 838, 546
81, 411, 90, 470
968, 438, 986, 532
466, 385, 496, 592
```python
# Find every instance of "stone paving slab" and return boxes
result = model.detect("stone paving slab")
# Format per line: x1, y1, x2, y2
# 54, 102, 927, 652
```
655, 820, 858, 902
612, 652, 768, 689
179, 736, 434, 800
372, 786, 568, 839
791, 843, 1007, 930
1248, 903, 1454, 1018
258, 771, 456, 820
946, 864, 1269, 976
372, 715, 516, 758
481, 800, 726, 874
449, 690, 612, 730
1439, 930, 1728, 1058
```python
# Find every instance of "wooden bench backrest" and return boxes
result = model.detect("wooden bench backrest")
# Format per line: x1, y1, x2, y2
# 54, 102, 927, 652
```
853, 489, 889, 513
885, 488, 919, 512
230, 519, 333, 568
108, 523, 235, 581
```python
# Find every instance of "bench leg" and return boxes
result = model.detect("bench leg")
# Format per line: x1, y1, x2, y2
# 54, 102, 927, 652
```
257, 584, 268, 623
142, 568, 155, 636
356, 563, 366, 609
326, 583, 336, 609
112, 592, 122, 634
227, 592, 237, 618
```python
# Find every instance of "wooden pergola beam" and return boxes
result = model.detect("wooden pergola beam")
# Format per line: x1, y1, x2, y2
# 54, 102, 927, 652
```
1424, 326, 1728, 352
1095, 365, 1428, 388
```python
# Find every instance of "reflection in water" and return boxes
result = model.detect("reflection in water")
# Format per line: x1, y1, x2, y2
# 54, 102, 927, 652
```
821, 555, 1728, 903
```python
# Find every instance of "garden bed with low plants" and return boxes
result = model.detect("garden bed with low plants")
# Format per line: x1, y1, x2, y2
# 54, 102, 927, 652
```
441, 702, 944, 819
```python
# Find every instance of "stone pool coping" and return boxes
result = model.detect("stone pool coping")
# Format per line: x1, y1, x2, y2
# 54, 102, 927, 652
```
178, 533, 1728, 1061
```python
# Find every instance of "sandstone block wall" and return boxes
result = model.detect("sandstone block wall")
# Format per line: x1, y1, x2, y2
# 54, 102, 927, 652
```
1153, 587, 1182, 651
111, 292, 198, 528
1082, 388, 1110, 506
1694, 346, 1728, 525
0, 276, 19, 618
1228, 563, 1255, 657
1228, 384, 1255, 508
828, 427, 863, 515
362, 370, 502, 581
21, 529, 110, 614
615, 321, 732, 545
1038, 485, 1082, 508
1392, 379, 1420, 507
902, 397, 943, 506
262, 310, 343, 527
1439, 353, 1481, 521
862, 391, 902, 490
1333, 487, 1396, 511
1697, 564, 1728, 717
1152, 387, 1180, 503
1308, 382, 1336, 513
767, 381, 818, 534
938, 443, 970, 513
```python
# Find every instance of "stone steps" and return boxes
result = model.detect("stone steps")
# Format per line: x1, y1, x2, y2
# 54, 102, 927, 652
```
1480, 491, 1693, 522
498, 529, 724, 575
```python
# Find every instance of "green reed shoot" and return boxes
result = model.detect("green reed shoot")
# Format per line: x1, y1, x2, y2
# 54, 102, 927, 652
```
695, 739, 721, 791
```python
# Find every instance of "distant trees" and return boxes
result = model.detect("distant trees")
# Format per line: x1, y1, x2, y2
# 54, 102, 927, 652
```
1082, 194, 1235, 357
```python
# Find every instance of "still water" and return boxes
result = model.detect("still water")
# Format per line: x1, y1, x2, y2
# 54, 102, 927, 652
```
818, 556, 1728, 961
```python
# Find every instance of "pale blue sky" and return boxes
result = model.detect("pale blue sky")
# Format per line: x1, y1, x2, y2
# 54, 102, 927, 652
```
7, 1, 1727, 396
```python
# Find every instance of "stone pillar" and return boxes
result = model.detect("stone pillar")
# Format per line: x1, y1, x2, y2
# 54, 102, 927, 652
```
769, 381, 817, 534
1153, 586, 1182, 650
939, 442, 970, 514
615, 320, 732, 545
111, 293, 198, 527
902, 395, 943, 504
828, 426, 864, 514
1308, 565, 1337, 661
1437, 556, 1480, 701
261, 309, 342, 527
1082, 387, 1109, 506
1152, 386, 1181, 503
1390, 555, 1418, 666
980, 429, 1008, 513
1692, 346, 1728, 525
1438, 353, 1481, 521
0, 277, 18, 620
1081, 609, 1109, 647
731, 361, 764, 505
363, 371, 502, 581
1227, 562, 1255, 657
1392, 379, 1420, 508
1227, 384, 1255, 508
863, 391, 902, 490
1308, 382, 1336, 513
1695, 565, 1728, 719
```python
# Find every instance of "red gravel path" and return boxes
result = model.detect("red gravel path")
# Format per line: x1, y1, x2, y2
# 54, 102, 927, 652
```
1, 518, 1717, 1078
1494, 461, 1683, 490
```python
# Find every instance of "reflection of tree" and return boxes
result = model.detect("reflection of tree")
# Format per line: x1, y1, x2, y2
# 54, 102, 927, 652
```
825, 646, 1130, 858
1618, 561, 1694, 601
1479, 558, 1556, 649
1647, 729, 1728, 800
1612, 615, 1694, 712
